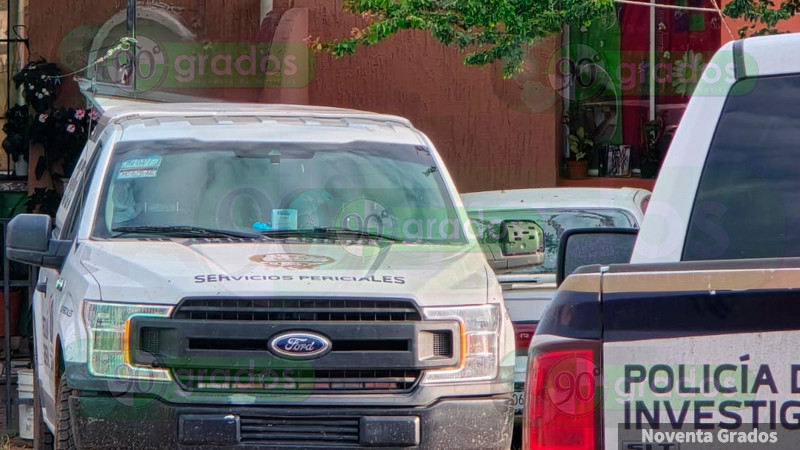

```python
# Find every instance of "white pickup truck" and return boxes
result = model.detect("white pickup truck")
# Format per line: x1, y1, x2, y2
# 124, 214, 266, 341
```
7, 102, 526, 449
462, 187, 649, 420
525, 33, 800, 450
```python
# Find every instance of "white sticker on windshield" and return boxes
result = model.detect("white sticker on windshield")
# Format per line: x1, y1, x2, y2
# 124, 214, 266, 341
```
117, 156, 162, 179
271, 209, 298, 230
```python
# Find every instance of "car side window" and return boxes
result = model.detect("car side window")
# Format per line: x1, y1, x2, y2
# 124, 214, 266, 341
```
684, 74, 800, 261
61, 139, 105, 240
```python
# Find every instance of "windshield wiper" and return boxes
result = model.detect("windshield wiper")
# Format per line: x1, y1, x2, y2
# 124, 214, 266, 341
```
260, 227, 403, 243
111, 225, 259, 239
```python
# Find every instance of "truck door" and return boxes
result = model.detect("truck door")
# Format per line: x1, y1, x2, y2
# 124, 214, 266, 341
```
35, 135, 105, 423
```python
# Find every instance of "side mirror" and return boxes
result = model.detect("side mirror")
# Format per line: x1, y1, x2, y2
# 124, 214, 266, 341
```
6, 214, 71, 269
482, 220, 545, 273
556, 227, 638, 286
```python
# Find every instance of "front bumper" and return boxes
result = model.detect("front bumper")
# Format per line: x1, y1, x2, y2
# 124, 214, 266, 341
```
69, 393, 513, 449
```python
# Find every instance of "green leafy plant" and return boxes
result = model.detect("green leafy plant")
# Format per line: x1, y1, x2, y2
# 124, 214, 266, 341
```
31, 107, 99, 180
8, 59, 98, 217
2, 104, 30, 163
568, 126, 592, 161
563, 104, 602, 162
312, 0, 615, 78
316, 0, 800, 76
12, 59, 59, 114
724, 0, 800, 37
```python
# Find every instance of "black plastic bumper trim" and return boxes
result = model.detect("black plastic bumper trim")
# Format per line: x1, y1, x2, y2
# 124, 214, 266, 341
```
128, 317, 460, 370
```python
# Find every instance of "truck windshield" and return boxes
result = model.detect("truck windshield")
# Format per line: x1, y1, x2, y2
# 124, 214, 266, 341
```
93, 139, 465, 244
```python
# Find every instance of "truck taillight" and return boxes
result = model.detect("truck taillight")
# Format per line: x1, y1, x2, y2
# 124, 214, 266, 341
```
514, 322, 538, 355
523, 343, 601, 450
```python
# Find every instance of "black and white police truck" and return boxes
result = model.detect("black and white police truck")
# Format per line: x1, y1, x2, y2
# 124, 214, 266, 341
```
524, 33, 800, 450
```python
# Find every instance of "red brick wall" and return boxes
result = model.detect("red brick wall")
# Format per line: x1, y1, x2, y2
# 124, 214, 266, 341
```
298, 0, 559, 193
27, 0, 561, 193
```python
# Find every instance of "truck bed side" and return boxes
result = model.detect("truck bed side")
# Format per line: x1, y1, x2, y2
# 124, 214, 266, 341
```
600, 260, 800, 449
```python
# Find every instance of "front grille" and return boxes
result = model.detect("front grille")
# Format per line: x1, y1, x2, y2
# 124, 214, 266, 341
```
185, 337, 410, 352
173, 368, 420, 394
433, 331, 452, 357
142, 297, 444, 396
173, 298, 421, 321
239, 415, 359, 446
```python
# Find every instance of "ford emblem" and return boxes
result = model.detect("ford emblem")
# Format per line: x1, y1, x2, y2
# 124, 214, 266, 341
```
268, 332, 332, 359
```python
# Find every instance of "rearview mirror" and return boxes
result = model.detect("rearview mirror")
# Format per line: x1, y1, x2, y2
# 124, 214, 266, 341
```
6, 214, 71, 269
556, 227, 638, 286
481, 220, 545, 273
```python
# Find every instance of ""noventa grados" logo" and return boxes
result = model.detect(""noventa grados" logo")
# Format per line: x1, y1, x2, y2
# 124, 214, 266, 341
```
62, 27, 315, 94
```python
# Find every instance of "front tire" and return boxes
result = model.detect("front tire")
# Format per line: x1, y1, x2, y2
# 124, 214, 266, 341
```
54, 377, 76, 450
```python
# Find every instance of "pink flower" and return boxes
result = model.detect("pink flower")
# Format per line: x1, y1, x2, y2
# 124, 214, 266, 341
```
66, 124, 76, 133
74, 109, 85, 120
89, 109, 100, 121
38, 113, 48, 123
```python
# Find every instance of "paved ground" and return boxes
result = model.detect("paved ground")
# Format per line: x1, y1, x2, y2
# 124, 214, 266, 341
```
0, 391, 33, 449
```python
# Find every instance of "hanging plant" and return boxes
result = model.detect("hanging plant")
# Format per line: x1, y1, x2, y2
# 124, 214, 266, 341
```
30, 107, 99, 181
8, 58, 99, 216
12, 59, 60, 114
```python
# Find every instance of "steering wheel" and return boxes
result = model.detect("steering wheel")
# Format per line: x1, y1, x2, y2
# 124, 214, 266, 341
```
282, 189, 339, 229
212, 186, 274, 231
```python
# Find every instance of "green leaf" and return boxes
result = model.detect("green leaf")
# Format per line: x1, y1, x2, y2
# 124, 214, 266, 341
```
319, 0, 615, 74
318, 0, 798, 74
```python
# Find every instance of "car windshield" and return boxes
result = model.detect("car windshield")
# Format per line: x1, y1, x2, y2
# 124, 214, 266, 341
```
471, 208, 637, 274
93, 139, 465, 244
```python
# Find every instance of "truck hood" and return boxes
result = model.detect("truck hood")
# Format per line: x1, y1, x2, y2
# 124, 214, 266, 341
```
78, 239, 492, 307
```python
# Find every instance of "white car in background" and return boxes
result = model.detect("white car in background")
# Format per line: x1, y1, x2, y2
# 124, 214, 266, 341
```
461, 187, 650, 418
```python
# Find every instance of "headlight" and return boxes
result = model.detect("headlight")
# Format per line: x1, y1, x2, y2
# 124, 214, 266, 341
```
83, 301, 172, 380
421, 304, 500, 383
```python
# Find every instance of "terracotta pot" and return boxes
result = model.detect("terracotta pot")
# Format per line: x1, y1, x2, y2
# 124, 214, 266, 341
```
566, 160, 589, 179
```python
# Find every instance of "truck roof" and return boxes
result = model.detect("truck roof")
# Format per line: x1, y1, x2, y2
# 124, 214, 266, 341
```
736, 32, 800, 78
101, 102, 414, 127
98, 102, 424, 145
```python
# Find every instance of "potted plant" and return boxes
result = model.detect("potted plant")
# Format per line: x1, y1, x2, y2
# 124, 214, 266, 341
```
641, 115, 672, 179
563, 104, 615, 178
567, 126, 592, 178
